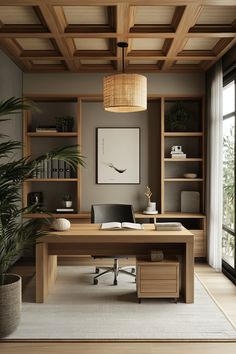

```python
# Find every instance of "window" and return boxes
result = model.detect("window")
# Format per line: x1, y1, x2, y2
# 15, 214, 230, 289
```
222, 76, 236, 281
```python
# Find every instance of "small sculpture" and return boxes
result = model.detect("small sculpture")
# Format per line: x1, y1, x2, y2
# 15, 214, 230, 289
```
143, 186, 158, 214
52, 218, 71, 231
145, 186, 152, 204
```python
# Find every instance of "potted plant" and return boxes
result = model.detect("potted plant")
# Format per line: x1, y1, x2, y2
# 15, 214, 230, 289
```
165, 101, 194, 132
0, 98, 85, 338
55, 116, 74, 132
63, 193, 73, 208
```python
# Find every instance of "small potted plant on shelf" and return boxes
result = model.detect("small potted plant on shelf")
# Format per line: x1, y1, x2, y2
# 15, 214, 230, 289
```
165, 101, 195, 132
63, 193, 73, 208
0, 97, 85, 338
55, 116, 74, 132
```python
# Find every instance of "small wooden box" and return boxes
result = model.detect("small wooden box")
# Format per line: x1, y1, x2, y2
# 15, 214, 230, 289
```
136, 258, 179, 302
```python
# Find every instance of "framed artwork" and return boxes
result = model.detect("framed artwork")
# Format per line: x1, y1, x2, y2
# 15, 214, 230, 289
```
96, 127, 140, 184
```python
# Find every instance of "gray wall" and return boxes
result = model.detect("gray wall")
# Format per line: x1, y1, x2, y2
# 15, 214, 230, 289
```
0, 50, 23, 155
24, 72, 205, 96
23, 72, 205, 212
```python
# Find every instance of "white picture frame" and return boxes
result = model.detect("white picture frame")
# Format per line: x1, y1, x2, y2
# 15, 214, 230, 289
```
96, 127, 140, 184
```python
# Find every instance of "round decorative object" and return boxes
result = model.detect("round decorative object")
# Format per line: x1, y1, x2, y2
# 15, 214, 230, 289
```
51, 218, 71, 231
183, 173, 197, 179
143, 210, 158, 215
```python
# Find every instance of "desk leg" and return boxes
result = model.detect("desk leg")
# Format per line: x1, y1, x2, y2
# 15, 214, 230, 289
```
183, 241, 194, 303
36, 243, 57, 303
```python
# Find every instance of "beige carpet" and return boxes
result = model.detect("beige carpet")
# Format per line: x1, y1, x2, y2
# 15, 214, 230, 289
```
8, 266, 236, 340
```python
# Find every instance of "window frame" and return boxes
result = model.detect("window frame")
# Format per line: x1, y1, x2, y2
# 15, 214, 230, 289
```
222, 70, 236, 283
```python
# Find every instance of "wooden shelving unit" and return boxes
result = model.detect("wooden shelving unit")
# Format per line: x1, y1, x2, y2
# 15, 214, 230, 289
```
160, 96, 206, 258
22, 94, 206, 259
27, 132, 78, 137
23, 95, 82, 215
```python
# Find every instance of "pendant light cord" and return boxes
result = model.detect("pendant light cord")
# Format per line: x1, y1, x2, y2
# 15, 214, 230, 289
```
122, 46, 125, 73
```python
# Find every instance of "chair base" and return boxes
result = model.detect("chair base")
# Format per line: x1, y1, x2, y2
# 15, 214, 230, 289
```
93, 259, 136, 285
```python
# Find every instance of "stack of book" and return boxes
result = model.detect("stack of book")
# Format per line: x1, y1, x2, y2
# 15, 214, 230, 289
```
36, 126, 57, 133
171, 151, 186, 158
34, 160, 75, 179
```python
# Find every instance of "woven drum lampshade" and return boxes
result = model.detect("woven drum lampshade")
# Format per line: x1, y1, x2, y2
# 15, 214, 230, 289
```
104, 73, 147, 112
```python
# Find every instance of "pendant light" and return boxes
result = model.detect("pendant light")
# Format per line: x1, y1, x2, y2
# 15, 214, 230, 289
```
103, 42, 147, 113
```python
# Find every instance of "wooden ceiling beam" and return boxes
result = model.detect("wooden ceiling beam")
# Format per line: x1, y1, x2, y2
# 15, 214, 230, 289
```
162, 3, 203, 71
0, 38, 31, 71
202, 37, 236, 70
38, 0, 76, 72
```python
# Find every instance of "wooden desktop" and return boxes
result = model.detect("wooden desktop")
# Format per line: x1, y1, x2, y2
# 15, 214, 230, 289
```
36, 224, 194, 304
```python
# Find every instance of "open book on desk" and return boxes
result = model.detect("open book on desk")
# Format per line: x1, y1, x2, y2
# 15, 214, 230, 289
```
100, 222, 143, 230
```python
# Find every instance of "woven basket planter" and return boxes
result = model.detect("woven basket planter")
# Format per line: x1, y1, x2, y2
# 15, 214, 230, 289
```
0, 274, 21, 338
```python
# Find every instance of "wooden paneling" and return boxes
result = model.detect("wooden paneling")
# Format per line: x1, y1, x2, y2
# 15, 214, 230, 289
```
0, 0, 235, 72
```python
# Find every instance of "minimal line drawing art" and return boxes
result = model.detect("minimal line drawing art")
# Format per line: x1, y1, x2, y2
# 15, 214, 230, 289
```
107, 163, 127, 174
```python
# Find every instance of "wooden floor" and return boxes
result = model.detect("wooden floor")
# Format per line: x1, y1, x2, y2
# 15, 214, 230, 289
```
1, 263, 236, 354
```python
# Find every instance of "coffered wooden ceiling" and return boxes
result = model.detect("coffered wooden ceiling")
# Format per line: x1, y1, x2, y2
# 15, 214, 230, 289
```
0, 0, 235, 73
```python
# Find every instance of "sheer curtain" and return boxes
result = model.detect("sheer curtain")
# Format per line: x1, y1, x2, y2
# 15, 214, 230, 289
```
206, 60, 223, 271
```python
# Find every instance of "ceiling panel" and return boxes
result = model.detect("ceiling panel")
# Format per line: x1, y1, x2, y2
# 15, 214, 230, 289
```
134, 6, 176, 25
183, 38, 219, 51
0, 1, 235, 73
131, 38, 164, 50
74, 38, 109, 51
0, 6, 40, 25
63, 6, 108, 25
15, 38, 54, 51
196, 6, 236, 25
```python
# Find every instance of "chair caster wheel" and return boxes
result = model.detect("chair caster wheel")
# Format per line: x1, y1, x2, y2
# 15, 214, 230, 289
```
94, 278, 98, 285
95, 267, 99, 274
131, 268, 135, 273
113, 280, 117, 286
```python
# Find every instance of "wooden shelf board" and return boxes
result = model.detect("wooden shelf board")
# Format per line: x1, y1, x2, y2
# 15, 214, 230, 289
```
164, 132, 203, 137
26, 178, 78, 182
164, 178, 203, 181
27, 132, 78, 137
158, 212, 206, 219
23, 212, 206, 220
164, 158, 203, 162
23, 213, 89, 219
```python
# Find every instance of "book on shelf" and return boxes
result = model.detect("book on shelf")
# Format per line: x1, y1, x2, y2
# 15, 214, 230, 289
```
52, 159, 58, 178
155, 222, 182, 231
58, 160, 64, 179
36, 126, 57, 133
100, 222, 143, 230
56, 208, 75, 213
64, 162, 71, 178
47, 159, 52, 179
171, 154, 186, 158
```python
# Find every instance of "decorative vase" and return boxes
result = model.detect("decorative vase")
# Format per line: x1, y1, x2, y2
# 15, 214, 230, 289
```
146, 202, 156, 212
52, 218, 71, 231
63, 201, 72, 208
0, 274, 21, 338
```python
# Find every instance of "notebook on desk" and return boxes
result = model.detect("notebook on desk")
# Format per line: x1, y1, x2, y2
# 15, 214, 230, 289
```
100, 222, 143, 230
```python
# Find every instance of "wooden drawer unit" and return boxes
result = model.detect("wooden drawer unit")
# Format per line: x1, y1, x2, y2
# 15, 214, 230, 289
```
191, 229, 205, 258
137, 259, 179, 302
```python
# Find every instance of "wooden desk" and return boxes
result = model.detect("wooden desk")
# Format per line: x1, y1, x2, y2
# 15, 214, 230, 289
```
36, 224, 194, 304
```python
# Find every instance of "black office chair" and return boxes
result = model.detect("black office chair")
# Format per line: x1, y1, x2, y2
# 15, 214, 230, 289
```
91, 204, 136, 285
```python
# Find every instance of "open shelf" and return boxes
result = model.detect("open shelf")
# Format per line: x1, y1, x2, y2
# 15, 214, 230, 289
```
164, 158, 203, 162
26, 178, 78, 182
23, 213, 89, 219
164, 132, 203, 137
27, 132, 78, 137
164, 178, 203, 182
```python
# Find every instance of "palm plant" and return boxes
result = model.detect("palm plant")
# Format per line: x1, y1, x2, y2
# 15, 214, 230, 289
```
0, 97, 85, 284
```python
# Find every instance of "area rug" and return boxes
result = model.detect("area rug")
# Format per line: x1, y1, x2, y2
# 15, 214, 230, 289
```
8, 266, 236, 340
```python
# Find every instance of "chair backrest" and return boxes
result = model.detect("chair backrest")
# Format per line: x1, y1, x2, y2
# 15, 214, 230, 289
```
91, 204, 135, 224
